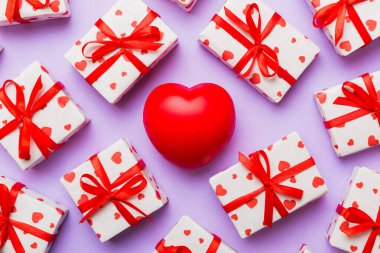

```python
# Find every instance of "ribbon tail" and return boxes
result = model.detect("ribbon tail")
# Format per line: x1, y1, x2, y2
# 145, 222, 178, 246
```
113, 201, 140, 226
334, 6, 346, 45
362, 230, 377, 253
263, 190, 275, 227
7, 225, 25, 253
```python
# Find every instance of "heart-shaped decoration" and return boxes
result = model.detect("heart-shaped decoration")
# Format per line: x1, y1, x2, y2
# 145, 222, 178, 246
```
143, 83, 235, 169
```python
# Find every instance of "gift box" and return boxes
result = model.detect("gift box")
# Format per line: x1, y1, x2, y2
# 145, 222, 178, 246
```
306, 0, 380, 56
154, 216, 236, 253
0, 0, 70, 27
61, 138, 168, 242
327, 167, 380, 253
0, 175, 68, 253
170, 0, 198, 12
315, 71, 380, 157
0, 61, 88, 170
298, 244, 313, 253
209, 132, 328, 238
198, 0, 320, 103
65, 0, 178, 104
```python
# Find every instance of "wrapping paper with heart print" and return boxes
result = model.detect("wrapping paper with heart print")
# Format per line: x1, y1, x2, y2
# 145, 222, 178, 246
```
298, 244, 313, 253
170, 0, 198, 12
0, 175, 68, 253
0, 61, 88, 170
209, 132, 328, 239
153, 216, 236, 253
65, 0, 178, 104
315, 70, 380, 157
327, 167, 380, 252
61, 138, 168, 242
306, 0, 380, 56
0, 0, 70, 27
198, 0, 319, 103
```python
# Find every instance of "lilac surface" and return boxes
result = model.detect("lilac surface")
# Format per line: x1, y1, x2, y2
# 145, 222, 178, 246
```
0, 0, 380, 252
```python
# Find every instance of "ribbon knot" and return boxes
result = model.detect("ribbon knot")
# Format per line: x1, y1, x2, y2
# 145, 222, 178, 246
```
0, 77, 63, 160
81, 11, 163, 85
155, 239, 192, 253
78, 155, 150, 226
313, 0, 371, 46
337, 205, 380, 253
222, 151, 315, 227
5, 0, 50, 24
324, 73, 380, 129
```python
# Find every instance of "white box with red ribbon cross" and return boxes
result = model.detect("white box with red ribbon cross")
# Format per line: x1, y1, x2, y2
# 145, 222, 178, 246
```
209, 132, 328, 238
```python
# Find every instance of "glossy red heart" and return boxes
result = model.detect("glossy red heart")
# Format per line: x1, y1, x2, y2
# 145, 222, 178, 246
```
143, 83, 235, 169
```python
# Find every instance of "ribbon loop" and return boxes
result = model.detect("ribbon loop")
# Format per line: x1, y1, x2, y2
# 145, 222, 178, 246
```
313, 0, 371, 45
78, 154, 149, 226
337, 205, 380, 253
5, 0, 50, 24
0, 77, 63, 160
82, 11, 163, 85
223, 150, 315, 227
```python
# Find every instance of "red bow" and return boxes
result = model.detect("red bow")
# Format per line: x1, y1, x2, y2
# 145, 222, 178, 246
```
78, 155, 150, 225
5, 0, 50, 24
212, 4, 296, 86
82, 10, 163, 85
337, 205, 380, 253
0, 182, 55, 253
0, 77, 63, 160
313, 0, 372, 46
223, 151, 315, 227
324, 73, 380, 129
155, 235, 221, 253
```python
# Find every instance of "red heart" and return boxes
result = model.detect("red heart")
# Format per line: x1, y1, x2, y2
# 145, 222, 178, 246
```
75, 60, 87, 71
368, 135, 379, 146
184, 230, 191, 236
63, 172, 75, 183
284, 200, 296, 210
299, 56, 306, 63
215, 184, 227, 196
41, 127, 52, 137
111, 152, 122, 164
278, 161, 290, 172
231, 214, 238, 221
114, 213, 121, 220
64, 124, 72, 131
250, 73, 261, 85
30, 242, 37, 249
356, 182, 363, 189
222, 50, 234, 61
58, 96, 70, 108
350, 246, 358, 252
32, 212, 44, 223
366, 20, 377, 31
143, 83, 235, 169
298, 141, 304, 148
49, 0, 60, 12
339, 41, 352, 52
311, 0, 320, 8
347, 139, 354, 146
247, 198, 258, 208
312, 176, 325, 188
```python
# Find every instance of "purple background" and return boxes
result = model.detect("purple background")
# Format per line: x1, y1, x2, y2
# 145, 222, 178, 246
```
1, 0, 380, 252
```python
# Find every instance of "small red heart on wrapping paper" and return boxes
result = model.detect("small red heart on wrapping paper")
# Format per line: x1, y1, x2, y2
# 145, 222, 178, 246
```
64, 124, 72, 131
368, 135, 379, 146
311, 0, 320, 8
63, 172, 75, 183
32, 212, 44, 223
366, 20, 377, 32
356, 182, 364, 189
283, 200, 296, 210
215, 184, 227, 196
339, 41, 352, 52
350, 245, 358, 252
231, 214, 238, 221
250, 73, 261, 85
246, 198, 258, 209
111, 152, 122, 164
143, 83, 235, 169
278, 161, 290, 172
199, 238, 204, 244
312, 177, 325, 188
30, 242, 37, 249
75, 60, 87, 71
58, 96, 70, 108
184, 230, 191, 236
49, 0, 60, 13
222, 50, 234, 61
114, 213, 121, 220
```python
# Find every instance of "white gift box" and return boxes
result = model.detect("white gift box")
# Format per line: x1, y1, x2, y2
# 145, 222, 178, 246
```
209, 132, 328, 238
154, 216, 236, 253
61, 138, 168, 242
0, 61, 88, 170
0, 175, 68, 253
315, 71, 380, 157
298, 244, 313, 253
0, 0, 70, 27
65, 0, 178, 104
170, 0, 198, 12
198, 0, 319, 103
327, 167, 380, 253
306, 0, 380, 56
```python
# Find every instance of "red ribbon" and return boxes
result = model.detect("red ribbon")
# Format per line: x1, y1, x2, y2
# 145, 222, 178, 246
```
313, 0, 372, 46
0, 77, 63, 160
82, 10, 163, 85
78, 154, 150, 225
155, 234, 221, 253
337, 205, 380, 253
0, 182, 55, 253
5, 0, 50, 24
324, 73, 380, 129
212, 4, 296, 86
223, 151, 315, 227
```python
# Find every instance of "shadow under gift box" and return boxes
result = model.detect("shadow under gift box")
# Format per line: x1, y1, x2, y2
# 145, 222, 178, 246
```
0, 0, 71, 27
153, 216, 236, 253
315, 70, 380, 157
0, 175, 68, 253
305, 0, 380, 56
0, 61, 88, 170
60, 138, 168, 242
327, 167, 380, 253
209, 132, 328, 238
198, 0, 320, 103
64, 0, 178, 104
